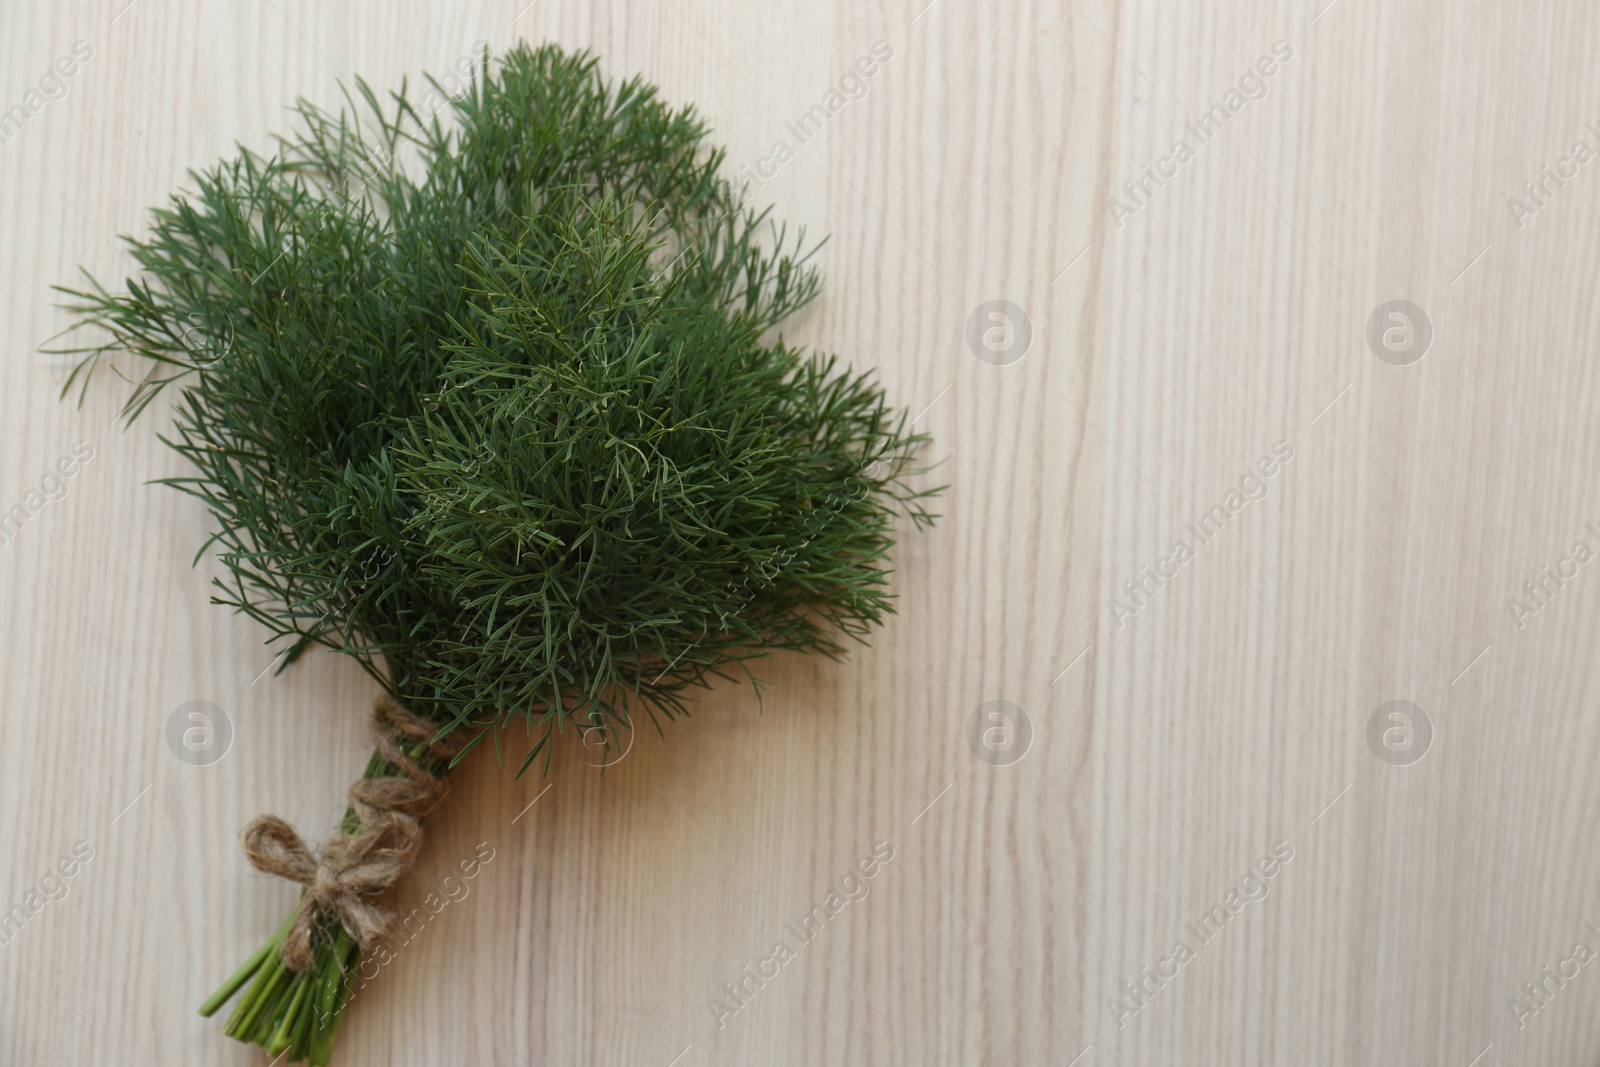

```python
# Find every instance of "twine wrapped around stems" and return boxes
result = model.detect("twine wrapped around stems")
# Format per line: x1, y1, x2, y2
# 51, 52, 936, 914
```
240, 695, 461, 972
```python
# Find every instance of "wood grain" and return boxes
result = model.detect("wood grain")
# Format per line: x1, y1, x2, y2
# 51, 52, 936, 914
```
4, 1, 1600, 1063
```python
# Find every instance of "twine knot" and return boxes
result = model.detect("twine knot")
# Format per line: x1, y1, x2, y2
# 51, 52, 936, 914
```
241, 695, 461, 972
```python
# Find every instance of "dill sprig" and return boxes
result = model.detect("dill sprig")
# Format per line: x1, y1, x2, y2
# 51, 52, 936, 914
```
50, 42, 937, 1064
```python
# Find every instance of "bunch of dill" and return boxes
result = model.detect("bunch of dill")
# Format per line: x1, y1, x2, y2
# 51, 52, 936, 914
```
52, 41, 935, 1064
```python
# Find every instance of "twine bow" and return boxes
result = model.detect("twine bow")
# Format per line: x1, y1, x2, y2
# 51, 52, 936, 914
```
241, 695, 462, 972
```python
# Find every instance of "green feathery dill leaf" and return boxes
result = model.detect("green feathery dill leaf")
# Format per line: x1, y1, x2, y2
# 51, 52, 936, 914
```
51, 41, 938, 776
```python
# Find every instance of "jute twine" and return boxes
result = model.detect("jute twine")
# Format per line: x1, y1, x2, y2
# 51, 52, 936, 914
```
241, 694, 462, 972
